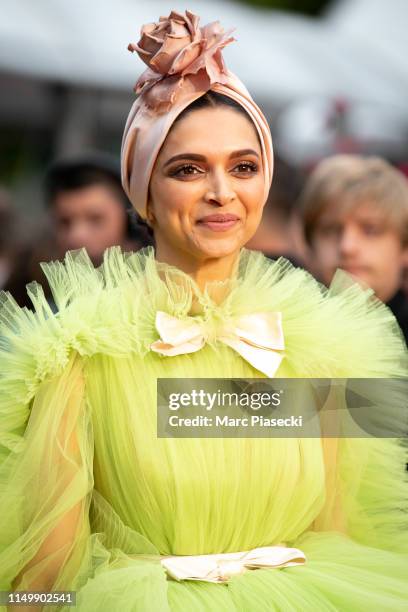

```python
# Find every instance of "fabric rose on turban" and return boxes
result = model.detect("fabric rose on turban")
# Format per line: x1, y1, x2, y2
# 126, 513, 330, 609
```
128, 10, 235, 112
131, 10, 202, 76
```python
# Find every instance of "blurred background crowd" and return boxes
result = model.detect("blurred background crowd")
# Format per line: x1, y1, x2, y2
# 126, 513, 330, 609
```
1, 0, 408, 339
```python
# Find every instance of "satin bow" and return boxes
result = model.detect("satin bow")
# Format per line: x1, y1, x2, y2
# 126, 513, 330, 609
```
161, 545, 306, 583
150, 311, 285, 377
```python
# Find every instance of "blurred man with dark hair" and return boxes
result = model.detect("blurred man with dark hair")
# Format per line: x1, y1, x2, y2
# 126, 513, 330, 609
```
5, 152, 152, 309
44, 152, 152, 265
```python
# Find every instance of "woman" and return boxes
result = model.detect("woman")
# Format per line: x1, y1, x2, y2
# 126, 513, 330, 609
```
1, 11, 407, 611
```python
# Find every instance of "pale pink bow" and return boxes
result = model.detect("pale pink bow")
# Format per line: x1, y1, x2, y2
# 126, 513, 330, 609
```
150, 311, 284, 377
161, 545, 306, 582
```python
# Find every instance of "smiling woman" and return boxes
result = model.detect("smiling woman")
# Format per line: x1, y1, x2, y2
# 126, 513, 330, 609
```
1, 9, 408, 612
148, 96, 266, 281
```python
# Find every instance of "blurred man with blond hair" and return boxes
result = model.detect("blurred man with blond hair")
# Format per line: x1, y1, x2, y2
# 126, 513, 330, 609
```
299, 154, 408, 342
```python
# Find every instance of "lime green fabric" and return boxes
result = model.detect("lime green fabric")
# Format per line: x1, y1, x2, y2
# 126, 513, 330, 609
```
0, 247, 407, 611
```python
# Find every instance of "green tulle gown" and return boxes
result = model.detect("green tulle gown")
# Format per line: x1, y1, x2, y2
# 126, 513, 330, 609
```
1, 247, 407, 611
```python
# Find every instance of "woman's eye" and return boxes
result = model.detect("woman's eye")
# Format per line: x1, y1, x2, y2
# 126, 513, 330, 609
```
233, 162, 258, 173
171, 164, 203, 177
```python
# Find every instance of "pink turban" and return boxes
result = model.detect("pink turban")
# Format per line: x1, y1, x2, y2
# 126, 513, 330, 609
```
121, 10, 273, 220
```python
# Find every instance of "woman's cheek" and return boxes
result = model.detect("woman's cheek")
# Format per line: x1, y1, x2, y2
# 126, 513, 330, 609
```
165, 207, 192, 237
242, 197, 264, 221
239, 179, 264, 204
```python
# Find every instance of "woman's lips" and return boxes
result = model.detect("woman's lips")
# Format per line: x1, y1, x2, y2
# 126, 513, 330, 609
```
197, 214, 240, 232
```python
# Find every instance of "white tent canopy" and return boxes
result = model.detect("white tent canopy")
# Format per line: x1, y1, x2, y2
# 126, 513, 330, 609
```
1, 0, 407, 109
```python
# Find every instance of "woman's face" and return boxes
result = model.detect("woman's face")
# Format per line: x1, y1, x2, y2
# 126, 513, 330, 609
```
148, 106, 266, 265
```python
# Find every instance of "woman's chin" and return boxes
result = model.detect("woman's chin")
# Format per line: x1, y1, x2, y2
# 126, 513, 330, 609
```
190, 234, 247, 260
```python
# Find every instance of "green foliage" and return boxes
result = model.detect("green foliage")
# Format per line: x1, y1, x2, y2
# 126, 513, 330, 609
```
234, 0, 332, 16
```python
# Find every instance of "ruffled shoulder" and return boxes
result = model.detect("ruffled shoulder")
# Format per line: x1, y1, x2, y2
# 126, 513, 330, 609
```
0, 247, 152, 459
223, 249, 408, 378
0, 247, 154, 410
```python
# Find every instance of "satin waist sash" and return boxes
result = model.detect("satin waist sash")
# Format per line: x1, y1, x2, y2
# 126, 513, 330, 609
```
160, 544, 306, 583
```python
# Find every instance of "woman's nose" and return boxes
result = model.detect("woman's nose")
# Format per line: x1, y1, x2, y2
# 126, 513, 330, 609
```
204, 170, 236, 206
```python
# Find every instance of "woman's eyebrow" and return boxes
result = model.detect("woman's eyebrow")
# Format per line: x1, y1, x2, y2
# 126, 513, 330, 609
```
163, 149, 260, 168
229, 148, 259, 159
163, 153, 206, 168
